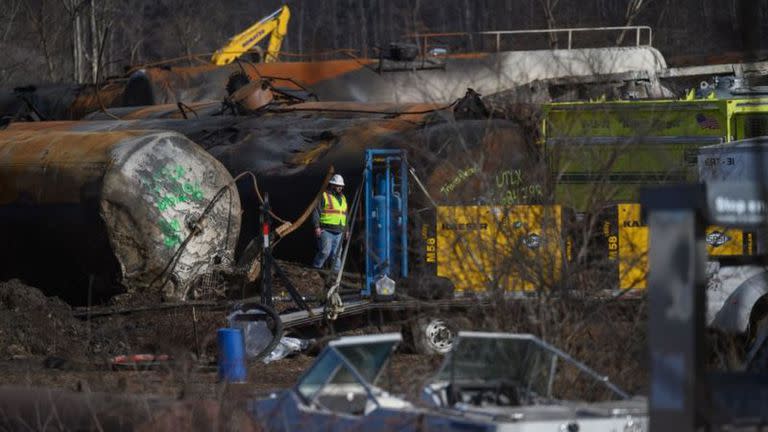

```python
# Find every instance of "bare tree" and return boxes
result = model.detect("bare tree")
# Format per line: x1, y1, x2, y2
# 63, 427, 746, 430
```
169, 11, 202, 64
616, 0, 653, 45
61, 0, 87, 82
357, 0, 368, 57
89, 0, 117, 80
537, 0, 560, 48
0, 0, 23, 84
23, 0, 65, 82
89, 0, 98, 82
0, 0, 754, 89
1, 0, 22, 43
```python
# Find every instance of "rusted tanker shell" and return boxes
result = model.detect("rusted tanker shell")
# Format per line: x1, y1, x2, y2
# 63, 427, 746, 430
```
84, 101, 222, 121
6, 108, 538, 265
83, 100, 444, 121
122, 60, 374, 106
0, 130, 240, 301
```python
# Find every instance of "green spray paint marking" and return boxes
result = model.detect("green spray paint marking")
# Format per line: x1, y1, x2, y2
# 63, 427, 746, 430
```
159, 218, 182, 248
144, 164, 206, 248
152, 164, 204, 211
156, 195, 179, 212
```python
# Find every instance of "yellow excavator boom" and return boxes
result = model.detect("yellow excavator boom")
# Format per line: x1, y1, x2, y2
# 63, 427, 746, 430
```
211, 5, 290, 65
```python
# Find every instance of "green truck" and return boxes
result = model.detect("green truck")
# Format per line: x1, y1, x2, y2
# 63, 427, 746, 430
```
542, 95, 768, 368
544, 96, 768, 210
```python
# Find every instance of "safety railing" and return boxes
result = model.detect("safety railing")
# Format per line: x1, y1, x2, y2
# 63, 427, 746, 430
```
411, 26, 653, 56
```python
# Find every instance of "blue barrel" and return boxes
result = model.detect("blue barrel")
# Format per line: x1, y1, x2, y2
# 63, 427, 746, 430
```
217, 328, 247, 383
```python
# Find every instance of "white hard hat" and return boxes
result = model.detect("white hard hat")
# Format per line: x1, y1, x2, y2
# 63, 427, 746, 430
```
329, 174, 345, 186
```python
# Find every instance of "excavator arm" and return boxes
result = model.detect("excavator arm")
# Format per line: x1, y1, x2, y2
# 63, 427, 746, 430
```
211, 5, 290, 65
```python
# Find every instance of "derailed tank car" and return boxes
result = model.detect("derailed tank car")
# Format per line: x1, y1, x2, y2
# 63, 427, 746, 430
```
9, 95, 543, 269
0, 130, 240, 302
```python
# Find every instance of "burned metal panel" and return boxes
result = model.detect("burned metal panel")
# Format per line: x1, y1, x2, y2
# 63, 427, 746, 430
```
2, 47, 666, 122
118, 46, 665, 107
121, 59, 373, 106
0, 83, 124, 121
0, 130, 240, 302
84, 101, 221, 121
282, 47, 665, 103
83, 100, 443, 122
123, 65, 238, 106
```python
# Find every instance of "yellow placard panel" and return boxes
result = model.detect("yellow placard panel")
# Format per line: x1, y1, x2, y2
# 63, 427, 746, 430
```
617, 204, 648, 290
614, 204, 755, 290
436, 205, 563, 294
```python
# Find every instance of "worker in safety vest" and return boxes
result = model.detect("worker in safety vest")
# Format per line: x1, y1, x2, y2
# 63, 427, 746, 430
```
312, 174, 348, 272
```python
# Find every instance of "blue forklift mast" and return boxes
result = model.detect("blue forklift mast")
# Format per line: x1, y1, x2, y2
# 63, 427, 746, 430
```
363, 149, 408, 298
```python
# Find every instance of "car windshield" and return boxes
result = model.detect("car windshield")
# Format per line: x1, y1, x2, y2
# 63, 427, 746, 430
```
296, 334, 400, 407
335, 341, 395, 383
434, 333, 628, 402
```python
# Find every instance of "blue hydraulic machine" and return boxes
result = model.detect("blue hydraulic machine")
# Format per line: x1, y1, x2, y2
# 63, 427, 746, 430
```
363, 149, 408, 299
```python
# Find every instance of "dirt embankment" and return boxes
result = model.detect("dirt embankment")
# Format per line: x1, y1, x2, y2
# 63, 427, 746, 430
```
0, 279, 92, 360
0, 278, 311, 405
0, 279, 215, 362
0, 259, 328, 362
0, 271, 651, 405
0, 263, 332, 398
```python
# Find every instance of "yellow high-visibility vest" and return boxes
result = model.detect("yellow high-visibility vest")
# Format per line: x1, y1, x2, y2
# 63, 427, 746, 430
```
319, 192, 347, 227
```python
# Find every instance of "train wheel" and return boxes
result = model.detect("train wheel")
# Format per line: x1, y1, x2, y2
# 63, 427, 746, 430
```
403, 315, 471, 355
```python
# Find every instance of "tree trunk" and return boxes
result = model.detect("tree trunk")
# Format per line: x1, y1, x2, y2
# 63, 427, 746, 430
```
130, 40, 142, 65
1, 0, 21, 43
537, 0, 560, 48
68, 0, 85, 83
408, 0, 421, 40
73, 12, 80, 82
386, 0, 393, 44
69, 0, 77, 82
24, 0, 56, 81
297, 0, 304, 56
729, 0, 739, 31
739, 0, 761, 60
41, 31, 56, 81
616, 0, 650, 46
89, 0, 98, 83
108, 15, 115, 77
331, 0, 338, 51
357, 0, 368, 57
463, 0, 473, 50
439, 0, 447, 32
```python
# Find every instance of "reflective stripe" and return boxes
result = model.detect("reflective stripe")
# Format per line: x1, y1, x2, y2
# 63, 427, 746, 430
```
320, 193, 347, 227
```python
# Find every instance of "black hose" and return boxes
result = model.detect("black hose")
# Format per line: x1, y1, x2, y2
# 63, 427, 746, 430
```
231, 302, 284, 363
